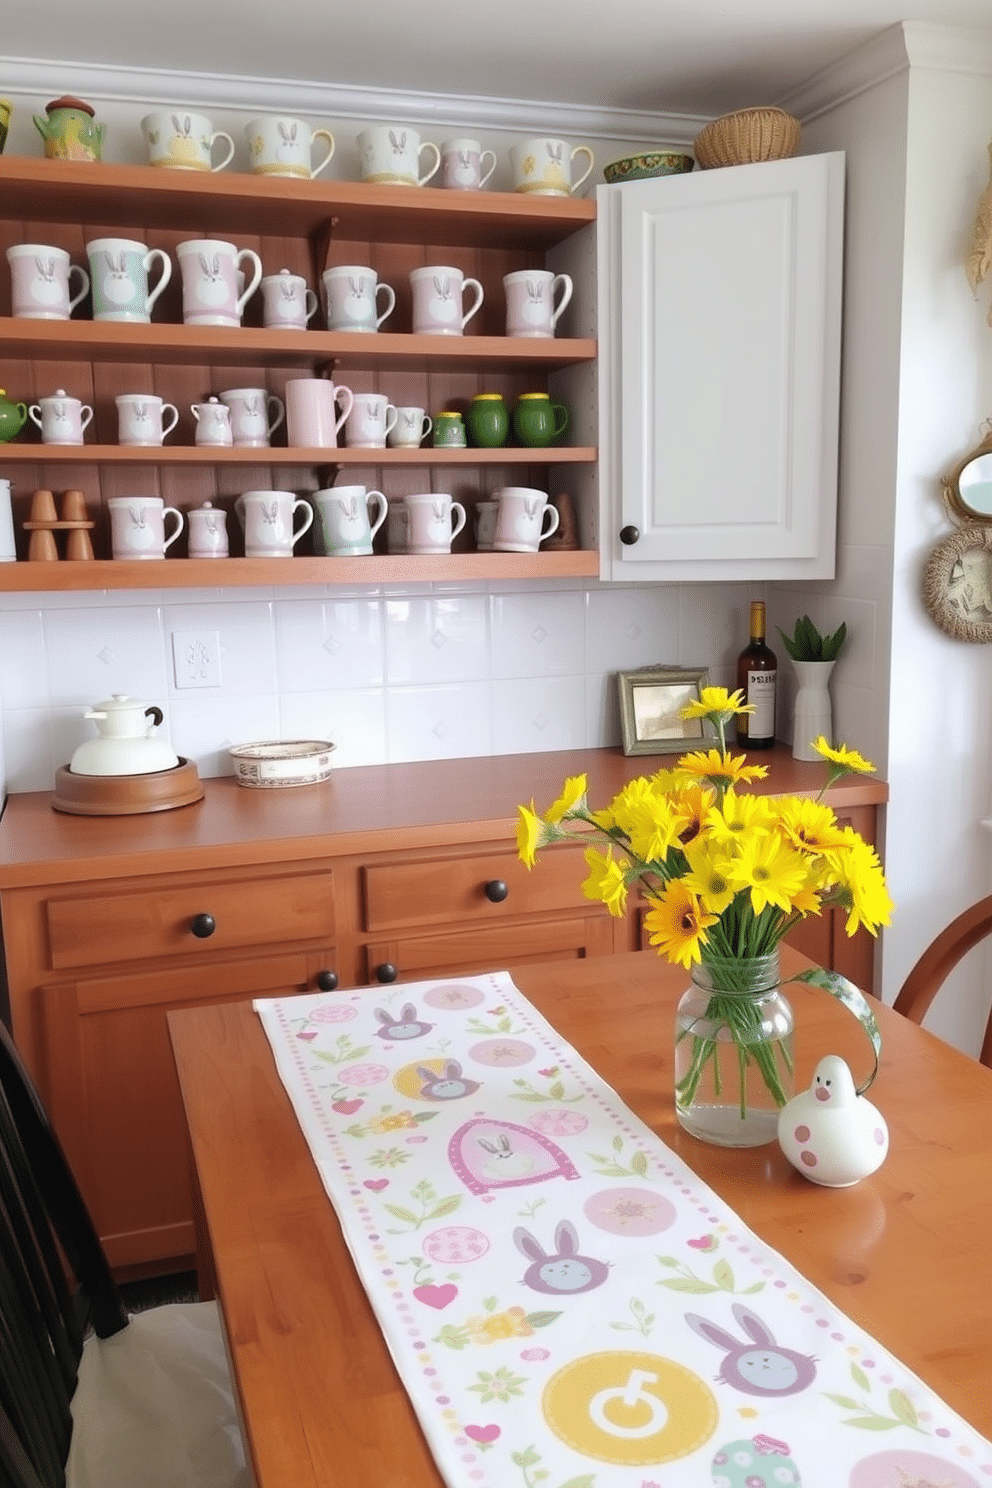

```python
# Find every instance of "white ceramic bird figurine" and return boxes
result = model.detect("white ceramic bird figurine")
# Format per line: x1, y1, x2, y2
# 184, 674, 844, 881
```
777, 1054, 889, 1187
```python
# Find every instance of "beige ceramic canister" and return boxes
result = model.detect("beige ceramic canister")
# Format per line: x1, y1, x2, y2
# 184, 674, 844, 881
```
187, 501, 229, 558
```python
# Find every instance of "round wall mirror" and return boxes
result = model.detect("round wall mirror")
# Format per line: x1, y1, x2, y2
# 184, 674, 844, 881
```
942, 429, 992, 522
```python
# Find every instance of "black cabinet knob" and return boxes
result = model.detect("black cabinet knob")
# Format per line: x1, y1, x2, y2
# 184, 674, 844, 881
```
190, 913, 216, 939
315, 970, 338, 992
484, 879, 509, 903
375, 963, 398, 984
619, 525, 640, 546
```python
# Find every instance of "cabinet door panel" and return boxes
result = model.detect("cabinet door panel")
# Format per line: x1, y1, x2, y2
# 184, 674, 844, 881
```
39, 948, 337, 1272
364, 914, 615, 984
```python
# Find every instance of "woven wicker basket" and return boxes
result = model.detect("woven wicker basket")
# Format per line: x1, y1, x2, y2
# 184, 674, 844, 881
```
693, 107, 801, 169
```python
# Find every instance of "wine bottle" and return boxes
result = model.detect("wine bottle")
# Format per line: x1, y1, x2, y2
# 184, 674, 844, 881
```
736, 600, 777, 749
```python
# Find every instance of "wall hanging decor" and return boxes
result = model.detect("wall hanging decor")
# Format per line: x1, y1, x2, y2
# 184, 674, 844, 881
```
924, 424, 992, 642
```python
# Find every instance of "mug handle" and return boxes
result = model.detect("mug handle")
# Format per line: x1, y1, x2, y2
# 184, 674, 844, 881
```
539, 503, 561, 542
310, 129, 335, 179
68, 264, 90, 315
161, 403, 180, 439
375, 282, 396, 328
143, 249, 172, 314
236, 250, 263, 313
266, 395, 286, 436
460, 277, 484, 330
479, 149, 497, 189
552, 403, 570, 439
421, 415, 433, 440
418, 141, 441, 185
332, 385, 354, 438
162, 506, 184, 552
234, 494, 245, 526
569, 145, 595, 194
292, 498, 314, 546
366, 491, 388, 542
305, 289, 319, 323
209, 131, 236, 172
383, 405, 398, 439
79, 406, 94, 432
550, 273, 574, 328
27, 404, 42, 431
449, 501, 467, 543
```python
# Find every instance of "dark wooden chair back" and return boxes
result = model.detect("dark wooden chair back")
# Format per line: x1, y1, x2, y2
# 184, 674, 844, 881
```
893, 892, 992, 1068
0, 1020, 127, 1488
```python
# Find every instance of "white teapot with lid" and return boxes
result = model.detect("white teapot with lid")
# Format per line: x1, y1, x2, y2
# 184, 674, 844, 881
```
70, 694, 181, 776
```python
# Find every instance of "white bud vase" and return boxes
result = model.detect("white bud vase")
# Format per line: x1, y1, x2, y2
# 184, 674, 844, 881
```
791, 659, 835, 761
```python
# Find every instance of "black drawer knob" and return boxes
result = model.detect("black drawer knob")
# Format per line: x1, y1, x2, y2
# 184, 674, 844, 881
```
375, 963, 399, 984
315, 970, 338, 992
484, 879, 509, 903
619, 525, 640, 546
190, 913, 216, 939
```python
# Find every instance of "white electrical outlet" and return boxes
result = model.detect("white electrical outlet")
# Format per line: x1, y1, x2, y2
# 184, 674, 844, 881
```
172, 630, 222, 689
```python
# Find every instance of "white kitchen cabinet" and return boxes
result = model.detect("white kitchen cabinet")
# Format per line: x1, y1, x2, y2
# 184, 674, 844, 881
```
596, 152, 844, 582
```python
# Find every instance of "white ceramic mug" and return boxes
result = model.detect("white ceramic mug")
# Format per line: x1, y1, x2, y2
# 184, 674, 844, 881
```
509, 137, 595, 196
503, 269, 574, 338
261, 270, 318, 330
473, 499, 500, 552
322, 265, 396, 333
358, 125, 440, 187
219, 388, 286, 448
314, 485, 388, 556
177, 238, 263, 327
284, 378, 354, 447
191, 397, 233, 447
387, 407, 432, 448
187, 501, 229, 558
115, 393, 180, 446
440, 137, 497, 191
409, 265, 484, 336
141, 111, 235, 172
28, 389, 93, 445
493, 485, 560, 552
108, 496, 184, 560
246, 116, 335, 178
7, 244, 89, 319
404, 492, 467, 555
86, 237, 171, 323
235, 490, 314, 557
344, 392, 397, 449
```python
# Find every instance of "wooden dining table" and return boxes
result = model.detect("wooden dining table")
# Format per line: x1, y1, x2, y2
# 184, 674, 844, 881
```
167, 947, 992, 1487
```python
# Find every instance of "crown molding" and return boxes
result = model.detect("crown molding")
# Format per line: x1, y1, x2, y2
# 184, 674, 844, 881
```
780, 20, 992, 123
0, 53, 705, 146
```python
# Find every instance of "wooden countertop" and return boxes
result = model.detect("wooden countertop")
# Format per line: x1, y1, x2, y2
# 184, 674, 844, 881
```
0, 745, 888, 889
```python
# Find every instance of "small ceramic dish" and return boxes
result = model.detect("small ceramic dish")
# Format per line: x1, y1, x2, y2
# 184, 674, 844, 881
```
229, 740, 335, 788
602, 152, 694, 184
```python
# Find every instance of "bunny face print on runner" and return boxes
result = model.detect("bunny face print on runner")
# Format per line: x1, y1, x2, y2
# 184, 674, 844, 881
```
514, 1220, 609, 1294
373, 1004, 435, 1041
415, 1060, 481, 1101
684, 1302, 817, 1397
358, 125, 440, 186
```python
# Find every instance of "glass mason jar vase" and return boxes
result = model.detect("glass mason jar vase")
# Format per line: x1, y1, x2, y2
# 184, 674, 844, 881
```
674, 951, 794, 1147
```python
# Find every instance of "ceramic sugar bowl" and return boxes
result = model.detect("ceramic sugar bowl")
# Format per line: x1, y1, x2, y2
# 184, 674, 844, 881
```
777, 1055, 889, 1187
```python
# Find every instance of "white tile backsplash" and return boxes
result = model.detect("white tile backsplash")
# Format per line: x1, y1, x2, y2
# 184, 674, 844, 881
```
0, 582, 750, 791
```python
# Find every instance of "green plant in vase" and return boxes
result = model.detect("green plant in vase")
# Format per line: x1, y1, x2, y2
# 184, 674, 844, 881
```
777, 616, 848, 761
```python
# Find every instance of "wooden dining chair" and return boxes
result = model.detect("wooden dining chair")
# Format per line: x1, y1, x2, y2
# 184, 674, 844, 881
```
0, 1019, 249, 1488
892, 892, 992, 1068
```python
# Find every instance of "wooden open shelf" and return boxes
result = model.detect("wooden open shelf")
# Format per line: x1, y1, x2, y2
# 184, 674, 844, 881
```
0, 156, 596, 251
0, 443, 595, 467
0, 551, 600, 592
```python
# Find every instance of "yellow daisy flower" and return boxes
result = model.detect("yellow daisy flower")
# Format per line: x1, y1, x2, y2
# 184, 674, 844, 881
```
773, 796, 850, 855
830, 829, 894, 936
677, 749, 769, 787
680, 838, 738, 915
644, 880, 718, 968
812, 737, 876, 775
581, 845, 629, 917
724, 834, 815, 917
680, 685, 754, 721
705, 788, 776, 845
516, 801, 544, 868
544, 773, 587, 824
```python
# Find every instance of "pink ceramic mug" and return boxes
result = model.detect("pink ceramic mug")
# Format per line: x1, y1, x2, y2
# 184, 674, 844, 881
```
177, 238, 262, 327
503, 269, 573, 338
285, 378, 354, 447
409, 266, 484, 336
404, 492, 467, 555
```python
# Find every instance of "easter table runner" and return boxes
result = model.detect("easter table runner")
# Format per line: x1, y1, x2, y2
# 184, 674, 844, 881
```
254, 970, 991, 1488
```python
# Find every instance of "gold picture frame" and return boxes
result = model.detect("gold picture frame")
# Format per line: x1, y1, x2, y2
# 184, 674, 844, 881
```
617, 666, 710, 757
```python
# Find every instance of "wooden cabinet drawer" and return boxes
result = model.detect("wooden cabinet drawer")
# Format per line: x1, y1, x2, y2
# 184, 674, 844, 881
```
44, 869, 336, 971
364, 913, 615, 985
362, 844, 592, 933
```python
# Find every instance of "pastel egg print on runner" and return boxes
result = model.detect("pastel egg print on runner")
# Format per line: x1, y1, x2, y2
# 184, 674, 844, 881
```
255, 971, 992, 1487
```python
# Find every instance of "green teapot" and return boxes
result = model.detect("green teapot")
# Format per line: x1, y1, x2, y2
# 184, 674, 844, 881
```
33, 96, 105, 162
0, 390, 27, 443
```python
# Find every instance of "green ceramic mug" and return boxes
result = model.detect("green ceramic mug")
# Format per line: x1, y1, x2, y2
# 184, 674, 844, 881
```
512, 392, 569, 448
465, 392, 509, 448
